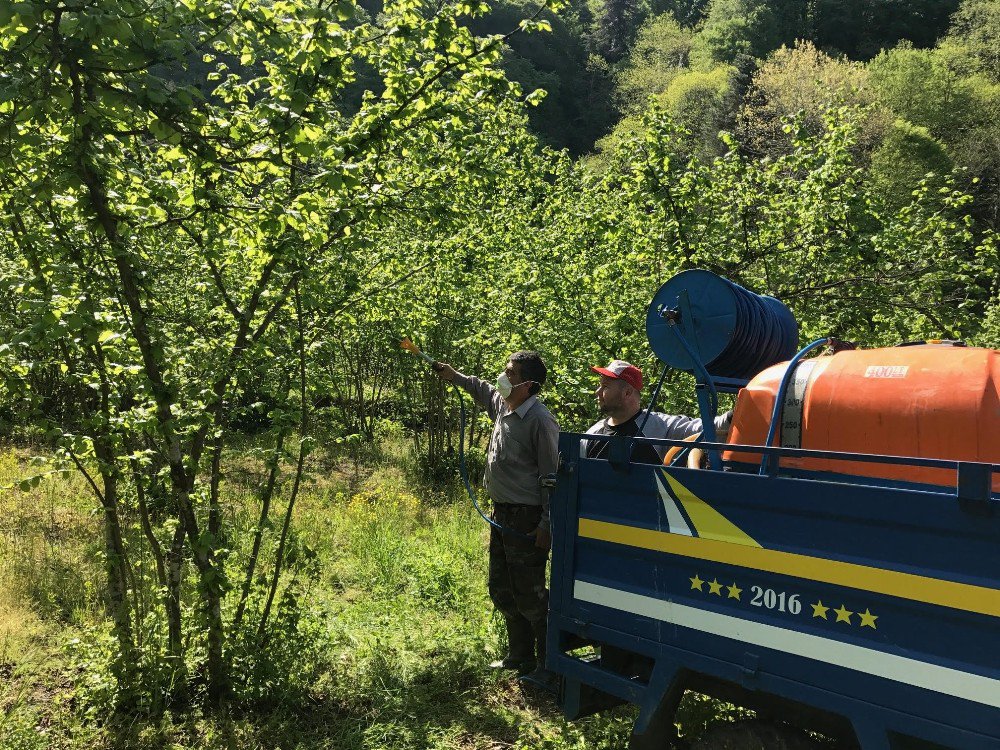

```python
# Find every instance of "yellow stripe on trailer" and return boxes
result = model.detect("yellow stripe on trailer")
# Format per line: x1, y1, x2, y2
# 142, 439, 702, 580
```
577, 518, 1000, 619
661, 471, 761, 547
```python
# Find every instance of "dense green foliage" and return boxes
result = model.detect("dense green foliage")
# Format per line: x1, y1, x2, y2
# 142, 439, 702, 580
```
476, 0, 970, 153
0, 0, 562, 712
599, 0, 1000, 239
1, 0, 999, 744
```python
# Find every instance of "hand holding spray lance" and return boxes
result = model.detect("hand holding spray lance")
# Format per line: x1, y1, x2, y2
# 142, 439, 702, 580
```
400, 338, 531, 539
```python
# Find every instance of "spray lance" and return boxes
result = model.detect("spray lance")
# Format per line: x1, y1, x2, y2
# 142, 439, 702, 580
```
400, 338, 533, 539
400, 337, 438, 368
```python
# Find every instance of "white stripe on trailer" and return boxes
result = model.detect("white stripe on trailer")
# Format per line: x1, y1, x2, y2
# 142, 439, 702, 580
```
655, 473, 694, 537
573, 580, 1000, 709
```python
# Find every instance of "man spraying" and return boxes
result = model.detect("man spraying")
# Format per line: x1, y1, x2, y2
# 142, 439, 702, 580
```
433, 351, 559, 687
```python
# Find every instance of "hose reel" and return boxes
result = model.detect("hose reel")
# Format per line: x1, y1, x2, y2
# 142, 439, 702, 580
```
642, 269, 800, 470
645, 269, 798, 381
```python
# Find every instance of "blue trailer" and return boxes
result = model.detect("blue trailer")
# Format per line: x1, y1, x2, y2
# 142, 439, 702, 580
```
544, 272, 1000, 749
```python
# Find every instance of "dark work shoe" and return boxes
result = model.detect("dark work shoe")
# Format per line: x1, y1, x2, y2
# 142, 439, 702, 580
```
489, 656, 535, 674
517, 666, 560, 695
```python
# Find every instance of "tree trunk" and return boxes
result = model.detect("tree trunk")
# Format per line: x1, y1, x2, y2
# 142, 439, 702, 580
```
96, 462, 137, 693
165, 524, 186, 668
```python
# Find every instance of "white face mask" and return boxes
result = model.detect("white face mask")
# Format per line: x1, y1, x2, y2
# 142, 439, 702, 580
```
497, 372, 535, 400
496, 372, 515, 399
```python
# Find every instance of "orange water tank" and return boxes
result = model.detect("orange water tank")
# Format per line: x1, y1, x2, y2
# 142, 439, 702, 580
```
724, 344, 1000, 491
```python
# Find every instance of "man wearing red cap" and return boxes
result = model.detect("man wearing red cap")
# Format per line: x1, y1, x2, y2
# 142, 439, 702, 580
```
585, 360, 730, 463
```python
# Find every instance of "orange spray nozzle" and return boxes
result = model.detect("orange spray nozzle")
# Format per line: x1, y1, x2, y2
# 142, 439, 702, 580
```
401, 337, 436, 365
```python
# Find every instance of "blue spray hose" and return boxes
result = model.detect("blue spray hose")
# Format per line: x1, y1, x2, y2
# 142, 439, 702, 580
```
759, 337, 832, 476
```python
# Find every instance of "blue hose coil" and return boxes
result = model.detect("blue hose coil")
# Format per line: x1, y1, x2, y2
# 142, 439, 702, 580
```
645, 269, 799, 380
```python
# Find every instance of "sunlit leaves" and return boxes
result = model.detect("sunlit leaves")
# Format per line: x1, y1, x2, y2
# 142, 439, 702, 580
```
0, 0, 547, 702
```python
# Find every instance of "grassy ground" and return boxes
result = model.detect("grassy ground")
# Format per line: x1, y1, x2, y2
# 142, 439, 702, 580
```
0, 439, 740, 750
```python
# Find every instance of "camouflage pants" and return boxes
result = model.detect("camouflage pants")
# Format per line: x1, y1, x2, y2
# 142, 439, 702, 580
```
489, 503, 549, 664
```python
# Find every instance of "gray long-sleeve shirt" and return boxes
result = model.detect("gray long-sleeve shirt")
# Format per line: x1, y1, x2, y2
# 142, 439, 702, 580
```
453, 373, 560, 531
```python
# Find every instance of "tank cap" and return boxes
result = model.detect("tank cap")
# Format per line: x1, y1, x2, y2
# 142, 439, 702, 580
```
898, 339, 967, 347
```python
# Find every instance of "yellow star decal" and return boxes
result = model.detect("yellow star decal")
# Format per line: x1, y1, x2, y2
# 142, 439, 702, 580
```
727, 583, 742, 600
834, 605, 854, 624
689, 574, 704, 592
707, 578, 723, 596
858, 609, 878, 629
811, 601, 829, 619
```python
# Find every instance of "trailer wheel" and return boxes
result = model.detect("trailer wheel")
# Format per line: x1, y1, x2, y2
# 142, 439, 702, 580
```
689, 719, 828, 750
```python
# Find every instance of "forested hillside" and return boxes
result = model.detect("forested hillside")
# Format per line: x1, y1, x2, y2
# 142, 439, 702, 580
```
1, 0, 998, 747
483, 0, 965, 153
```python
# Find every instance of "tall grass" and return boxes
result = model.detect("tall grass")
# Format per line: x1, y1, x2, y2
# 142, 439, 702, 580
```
1, 438, 743, 749
0, 449, 104, 750
0, 451, 103, 631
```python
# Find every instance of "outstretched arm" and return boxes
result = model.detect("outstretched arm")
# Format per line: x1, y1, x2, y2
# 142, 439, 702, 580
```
434, 362, 502, 420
